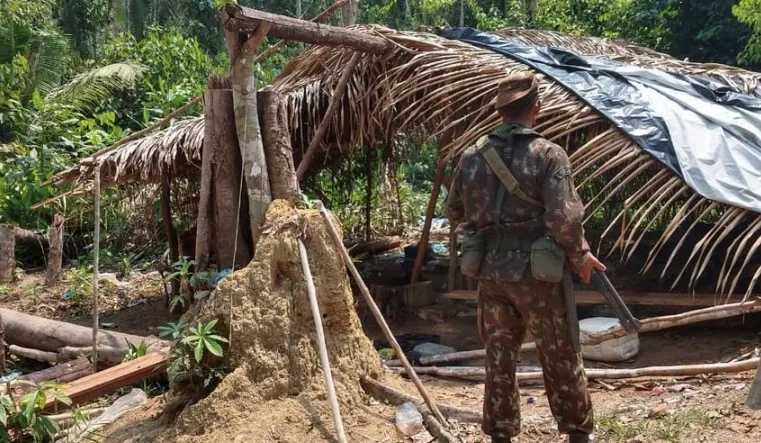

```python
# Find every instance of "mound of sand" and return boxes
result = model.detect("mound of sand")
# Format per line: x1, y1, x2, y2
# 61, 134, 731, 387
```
128, 200, 396, 442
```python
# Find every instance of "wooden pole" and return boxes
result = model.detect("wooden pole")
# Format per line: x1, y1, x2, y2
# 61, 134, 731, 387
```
161, 173, 180, 294
222, 5, 390, 53
317, 202, 447, 424
393, 358, 761, 382
0, 224, 15, 283
260, 88, 300, 199
0, 310, 5, 374
298, 240, 348, 443
584, 297, 761, 345
343, 0, 358, 26
92, 165, 101, 372
447, 222, 457, 291
384, 342, 536, 367
226, 22, 272, 249
45, 213, 65, 286
411, 159, 447, 283
296, 52, 361, 180
208, 84, 251, 269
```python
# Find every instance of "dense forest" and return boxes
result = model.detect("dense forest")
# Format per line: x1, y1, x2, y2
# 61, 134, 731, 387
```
2, 0, 761, 246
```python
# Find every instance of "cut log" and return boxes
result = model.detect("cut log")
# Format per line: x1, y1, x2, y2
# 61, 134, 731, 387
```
392, 358, 761, 382
296, 51, 361, 180
260, 88, 299, 200
348, 236, 402, 256
226, 22, 272, 250
19, 359, 92, 384
45, 213, 65, 285
45, 352, 167, 410
584, 297, 761, 345
0, 224, 15, 283
360, 376, 482, 424
208, 85, 252, 269
0, 308, 168, 353
221, 5, 391, 54
195, 92, 216, 274
57, 346, 127, 366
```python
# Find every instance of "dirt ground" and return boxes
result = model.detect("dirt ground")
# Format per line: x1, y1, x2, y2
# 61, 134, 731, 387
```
2, 266, 760, 442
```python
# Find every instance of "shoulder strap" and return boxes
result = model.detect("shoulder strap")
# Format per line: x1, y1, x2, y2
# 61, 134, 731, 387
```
480, 143, 544, 208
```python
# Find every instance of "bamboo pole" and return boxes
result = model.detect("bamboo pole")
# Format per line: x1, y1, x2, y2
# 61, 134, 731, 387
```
92, 165, 100, 372
584, 297, 761, 345
391, 358, 761, 382
411, 159, 447, 283
298, 239, 348, 443
317, 202, 447, 424
296, 52, 361, 180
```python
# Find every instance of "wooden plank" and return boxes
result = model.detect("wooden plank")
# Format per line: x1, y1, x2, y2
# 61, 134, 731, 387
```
444, 290, 729, 307
46, 352, 167, 410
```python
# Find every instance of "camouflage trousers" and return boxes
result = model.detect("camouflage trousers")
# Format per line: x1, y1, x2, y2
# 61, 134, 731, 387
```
478, 278, 594, 438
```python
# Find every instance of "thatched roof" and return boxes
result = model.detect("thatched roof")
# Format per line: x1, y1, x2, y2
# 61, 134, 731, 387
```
49, 27, 761, 299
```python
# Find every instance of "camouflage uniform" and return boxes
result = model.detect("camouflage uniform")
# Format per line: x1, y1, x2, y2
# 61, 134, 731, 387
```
447, 123, 594, 439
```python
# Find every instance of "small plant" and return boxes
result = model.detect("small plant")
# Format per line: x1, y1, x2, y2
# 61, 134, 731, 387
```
117, 256, 133, 278
0, 284, 11, 299
158, 319, 228, 397
163, 258, 211, 312
122, 340, 148, 362
1, 381, 72, 442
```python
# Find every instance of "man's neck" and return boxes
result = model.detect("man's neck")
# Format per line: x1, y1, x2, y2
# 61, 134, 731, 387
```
502, 118, 533, 128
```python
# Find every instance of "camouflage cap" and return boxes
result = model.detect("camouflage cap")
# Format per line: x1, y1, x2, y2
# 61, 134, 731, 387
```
494, 71, 540, 110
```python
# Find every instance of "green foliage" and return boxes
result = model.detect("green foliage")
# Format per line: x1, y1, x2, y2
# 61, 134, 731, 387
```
123, 340, 149, 362
163, 257, 210, 312
0, 381, 72, 442
734, 0, 761, 64
158, 319, 228, 394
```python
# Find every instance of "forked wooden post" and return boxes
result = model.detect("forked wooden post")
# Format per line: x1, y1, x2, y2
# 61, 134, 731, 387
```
317, 202, 448, 425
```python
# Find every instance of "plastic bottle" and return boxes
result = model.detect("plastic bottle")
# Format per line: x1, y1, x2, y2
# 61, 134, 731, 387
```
395, 402, 424, 436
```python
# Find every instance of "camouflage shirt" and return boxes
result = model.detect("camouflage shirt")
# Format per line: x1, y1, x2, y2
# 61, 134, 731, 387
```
447, 123, 590, 282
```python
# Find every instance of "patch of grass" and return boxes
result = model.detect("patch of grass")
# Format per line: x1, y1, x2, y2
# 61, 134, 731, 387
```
596, 407, 715, 443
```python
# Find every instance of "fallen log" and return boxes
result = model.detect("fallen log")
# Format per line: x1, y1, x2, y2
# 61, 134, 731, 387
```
360, 376, 482, 424
0, 308, 168, 354
7, 344, 127, 366
348, 236, 402, 256
423, 411, 459, 443
19, 359, 92, 384
221, 5, 391, 54
384, 342, 536, 368
391, 358, 761, 382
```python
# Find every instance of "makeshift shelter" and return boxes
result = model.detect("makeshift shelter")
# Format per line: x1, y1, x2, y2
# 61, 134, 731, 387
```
45, 26, 761, 302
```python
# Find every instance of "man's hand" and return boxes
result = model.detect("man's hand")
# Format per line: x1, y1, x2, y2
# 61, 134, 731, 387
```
575, 253, 606, 284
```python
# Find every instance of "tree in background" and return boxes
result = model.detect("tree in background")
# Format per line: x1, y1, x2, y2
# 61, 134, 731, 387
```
734, 0, 761, 66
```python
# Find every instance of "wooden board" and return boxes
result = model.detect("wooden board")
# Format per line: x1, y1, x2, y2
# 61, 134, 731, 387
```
444, 290, 728, 307
45, 352, 167, 411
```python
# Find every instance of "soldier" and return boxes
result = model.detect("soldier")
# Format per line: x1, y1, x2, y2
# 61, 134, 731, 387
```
447, 71, 606, 443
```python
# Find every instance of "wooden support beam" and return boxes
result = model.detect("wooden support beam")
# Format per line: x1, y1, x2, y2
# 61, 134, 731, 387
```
226, 22, 272, 249
45, 352, 167, 410
447, 222, 457, 292
221, 5, 391, 54
411, 159, 447, 283
260, 88, 299, 200
45, 213, 65, 286
296, 51, 361, 180
161, 173, 180, 295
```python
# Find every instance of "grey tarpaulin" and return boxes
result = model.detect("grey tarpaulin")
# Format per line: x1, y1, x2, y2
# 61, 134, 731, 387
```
440, 27, 761, 214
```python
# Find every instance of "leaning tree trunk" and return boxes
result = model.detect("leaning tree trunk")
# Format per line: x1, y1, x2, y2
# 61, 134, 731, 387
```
45, 213, 65, 286
207, 80, 252, 269
343, 0, 358, 25
225, 24, 272, 250
0, 225, 14, 283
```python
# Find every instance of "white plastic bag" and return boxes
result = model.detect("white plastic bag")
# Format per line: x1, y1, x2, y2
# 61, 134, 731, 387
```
579, 317, 639, 362
395, 402, 424, 436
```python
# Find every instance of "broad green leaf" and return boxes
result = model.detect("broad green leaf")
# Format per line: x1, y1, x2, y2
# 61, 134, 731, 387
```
203, 338, 224, 357
37, 415, 59, 437
206, 334, 228, 343
194, 340, 204, 363
0, 403, 7, 426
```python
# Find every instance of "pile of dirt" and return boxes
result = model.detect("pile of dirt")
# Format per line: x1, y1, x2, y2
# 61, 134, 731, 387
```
115, 200, 396, 442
